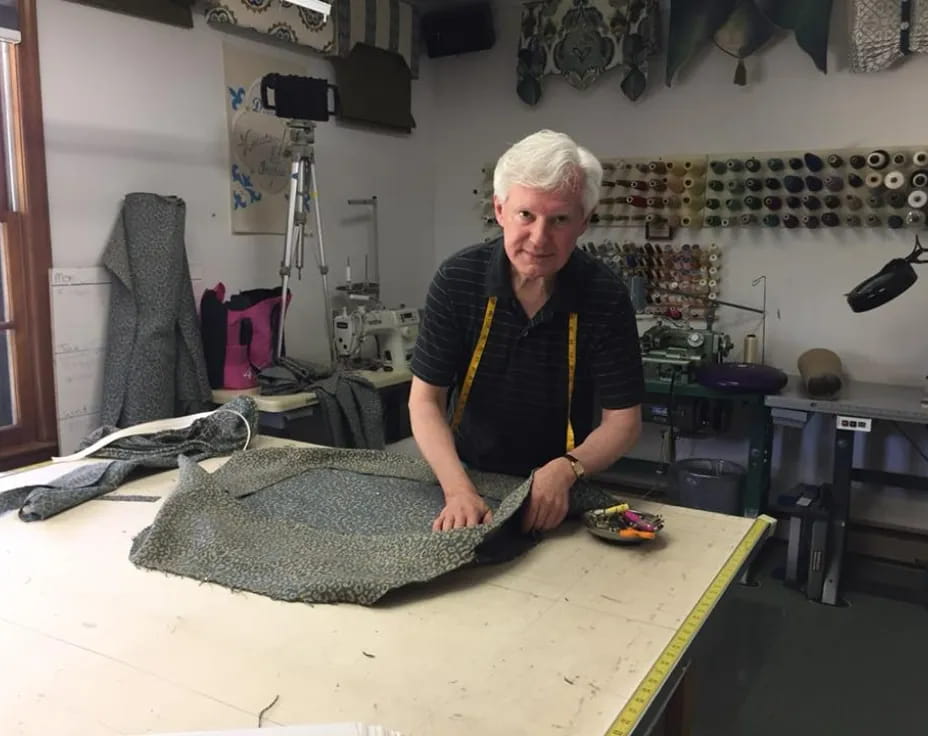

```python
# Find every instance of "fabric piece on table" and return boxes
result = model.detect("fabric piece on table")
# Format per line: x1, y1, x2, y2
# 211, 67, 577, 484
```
101, 193, 213, 427
0, 398, 257, 522
130, 446, 618, 605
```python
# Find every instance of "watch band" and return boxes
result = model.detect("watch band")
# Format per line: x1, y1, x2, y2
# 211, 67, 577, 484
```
564, 453, 585, 479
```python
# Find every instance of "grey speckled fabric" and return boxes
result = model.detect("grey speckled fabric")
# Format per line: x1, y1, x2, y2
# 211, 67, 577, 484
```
101, 193, 213, 427
0, 398, 257, 522
310, 373, 385, 449
850, 0, 928, 72
130, 446, 617, 605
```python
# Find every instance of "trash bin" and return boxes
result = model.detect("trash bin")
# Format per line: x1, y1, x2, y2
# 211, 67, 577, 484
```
670, 458, 745, 515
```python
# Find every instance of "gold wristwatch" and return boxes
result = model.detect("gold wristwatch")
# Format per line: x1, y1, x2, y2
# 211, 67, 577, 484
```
564, 453, 585, 480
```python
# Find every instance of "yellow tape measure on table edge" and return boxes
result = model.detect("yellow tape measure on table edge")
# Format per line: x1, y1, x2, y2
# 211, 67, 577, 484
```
603, 515, 773, 736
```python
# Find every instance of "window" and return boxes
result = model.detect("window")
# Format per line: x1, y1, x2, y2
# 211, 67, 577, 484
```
0, 0, 56, 470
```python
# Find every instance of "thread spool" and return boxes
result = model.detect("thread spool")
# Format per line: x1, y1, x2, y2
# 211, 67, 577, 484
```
646, 197, 661, 207
849, 155, 867, 169
719, 217, 733, 227
827, 154, 844, 168
705, 215, 721, 227
683, 159, 707, 174
667, 177, 686, 194
648, 161, 667, 174
706, 198, 721, 210
681, 194, 704, 209
648, 180, 667, 192
784, 176, 804, 193
767, 158, 785, 171
868, 194, 884, 208
911, 170, 928, 188
788, 157, 804, 171
626, 195, 648, 207
805, 176, 824, 192
867, 149, 889, 169
906, 210, 925, 226
709, 180, 725, 192
824, 176, 844, 192
667, 161, 687, 176
744, 196, 763, 210
847, 173, 864, 188
786, 196, 802, 209
802, 215, 820, 229
745, 178, 763, 192
913, 151, 928, 167
726, 180, 745, 194
710, 160, 727, 175
762, 214, 780, 227
740, 213, 756, 225
764, 177, 781, 190
743, 334, 759, 363
683, 177, 706, 194
745, 158, 762, 172
630, 180, 650, 190
884, 171, 906, 190
804, 153, 824, 172
802, 195, 822, 210
888, 191, 907, 208
865, 172, 884, 189
821, 212, 840, 227
726, 158, 744, 172
866, 213, 881, 226
763, 196, 783, 210
907, 190, 928, 208
846, 214, 862, 226
783, 214, 799, 228
824, 195, 841, 209
845, 194, 864, 210
725, 198, 743, 211
891, 152, 907, 166
887, 215, 904, 229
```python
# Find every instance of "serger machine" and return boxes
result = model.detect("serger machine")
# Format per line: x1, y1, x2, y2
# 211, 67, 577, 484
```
333, 307, 420, 372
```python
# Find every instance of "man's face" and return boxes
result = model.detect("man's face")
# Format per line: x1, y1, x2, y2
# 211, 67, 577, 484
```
494, 184, 589, 282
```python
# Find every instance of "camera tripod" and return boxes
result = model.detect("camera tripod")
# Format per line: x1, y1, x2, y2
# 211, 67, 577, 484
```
276, 120, 335, 367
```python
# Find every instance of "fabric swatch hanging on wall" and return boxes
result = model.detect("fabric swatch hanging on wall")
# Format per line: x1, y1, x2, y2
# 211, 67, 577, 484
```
666, 0, 833, 86
849, 0, 928, 72
204, 0, 335, 54
516, 0, 661, 106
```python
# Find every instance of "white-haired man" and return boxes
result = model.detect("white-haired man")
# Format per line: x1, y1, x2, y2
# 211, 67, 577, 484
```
410, 130, 644, 532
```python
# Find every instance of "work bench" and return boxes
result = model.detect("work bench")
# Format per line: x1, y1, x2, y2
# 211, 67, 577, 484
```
0, 437, 773, 736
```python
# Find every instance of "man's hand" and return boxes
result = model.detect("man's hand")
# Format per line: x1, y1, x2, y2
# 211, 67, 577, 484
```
522, 457, 576, 532
433, 490, 493, 531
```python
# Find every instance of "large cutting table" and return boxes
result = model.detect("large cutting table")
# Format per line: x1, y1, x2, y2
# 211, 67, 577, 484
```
0, 438, 771, 736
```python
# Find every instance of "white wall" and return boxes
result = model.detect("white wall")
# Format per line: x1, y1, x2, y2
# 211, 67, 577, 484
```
427, 0, 928, 522
38, 0, 437, 367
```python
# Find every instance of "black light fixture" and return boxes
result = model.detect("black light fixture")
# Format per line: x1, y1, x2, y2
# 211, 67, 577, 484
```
847, 236, 928, 313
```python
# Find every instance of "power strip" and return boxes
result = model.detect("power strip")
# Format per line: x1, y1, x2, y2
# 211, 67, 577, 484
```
836, 415, 872, 432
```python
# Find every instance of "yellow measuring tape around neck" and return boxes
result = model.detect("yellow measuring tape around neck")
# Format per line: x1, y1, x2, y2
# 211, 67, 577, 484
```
451, 297, 578, 453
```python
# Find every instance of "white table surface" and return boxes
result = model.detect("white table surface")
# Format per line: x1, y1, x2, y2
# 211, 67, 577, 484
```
0, 437, 766, 736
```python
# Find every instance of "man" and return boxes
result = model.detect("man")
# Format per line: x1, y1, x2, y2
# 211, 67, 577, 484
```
409, 129, 644, 533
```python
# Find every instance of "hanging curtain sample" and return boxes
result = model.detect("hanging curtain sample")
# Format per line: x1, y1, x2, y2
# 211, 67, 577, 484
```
849, 0, 928, 72
516, 0, 661, 105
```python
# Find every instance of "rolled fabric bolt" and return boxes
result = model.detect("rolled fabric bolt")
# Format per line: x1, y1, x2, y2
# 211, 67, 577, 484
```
865, 172, 884, 189
726, 158, 743, 172
867, 149, 889, 169
805, 176, 824, 192
744, 195, 763, 210
727, 180, 745, 194
849, 154, 867, 169
802, 215, 820, 228
786, 196, 802, 209
762, 214, 780, 227
846, 214, 862, 226
824, 195, 841, 209
802, 195, 822, 210
888, 191, 907, 208
824, 176, 843, 192
684, 177, 706, 193
910, 170, 928, 188
788, 157, 804, 170
913, 151, 928, 167
804, 152, 824, 172
868, 194, 884, 208
887, 214, 904, 229
764, 177, 782, 190
767, 158, 785, 171
745, 178, 763, 192
763, 196, 783, 210
908, 189, 928, 208
710, 160, 727, 175
827, 153, 844, 168
745, 158, 762, 172
822, 212, 840, 227
906, 210, 926, 226
848, 173, 864, 188
845, 194, 864, 210
884, 171, 906, 190
784, 175, 804, 193
725, 198, 743, 211
866, 213, 881, 226
706, 198, 721, 210
783, 214, 800, 228
740, 213, 756, 225
891, 152, 907, 166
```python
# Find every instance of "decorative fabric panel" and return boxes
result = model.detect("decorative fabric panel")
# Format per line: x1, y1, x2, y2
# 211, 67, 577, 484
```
849, 0, 928, 72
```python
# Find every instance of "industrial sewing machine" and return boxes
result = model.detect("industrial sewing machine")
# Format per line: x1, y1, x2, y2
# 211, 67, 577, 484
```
333, 306, 420, 372
640, 321, 734, 383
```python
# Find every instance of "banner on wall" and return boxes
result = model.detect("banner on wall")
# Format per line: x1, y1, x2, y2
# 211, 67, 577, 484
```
0, 0, 20, 43
222, 40, 307, 235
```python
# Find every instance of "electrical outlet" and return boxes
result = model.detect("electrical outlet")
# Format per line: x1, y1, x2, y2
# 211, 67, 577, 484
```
836, 415, 872, 432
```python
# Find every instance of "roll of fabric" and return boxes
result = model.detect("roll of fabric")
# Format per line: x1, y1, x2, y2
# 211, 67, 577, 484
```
798, 348, 842, 398
101, 193, 212, 427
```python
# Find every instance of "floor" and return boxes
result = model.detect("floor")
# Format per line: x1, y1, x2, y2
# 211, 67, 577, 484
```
688, 540, 928, 736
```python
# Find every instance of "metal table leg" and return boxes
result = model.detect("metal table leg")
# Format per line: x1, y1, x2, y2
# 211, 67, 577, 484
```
821, 425, 855, 606
743, 401, 773, 517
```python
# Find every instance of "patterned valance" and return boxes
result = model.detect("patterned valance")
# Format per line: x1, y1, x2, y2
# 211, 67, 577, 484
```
850, 0, 928, 72
516, 0, 660, 105
204, 0, 420, 78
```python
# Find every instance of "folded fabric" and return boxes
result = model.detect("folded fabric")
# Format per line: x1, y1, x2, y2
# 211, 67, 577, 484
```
0, 397, 257, 522
130, 446, 618, 605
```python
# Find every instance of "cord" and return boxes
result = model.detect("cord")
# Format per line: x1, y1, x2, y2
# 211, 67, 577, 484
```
892, 420, 928, 465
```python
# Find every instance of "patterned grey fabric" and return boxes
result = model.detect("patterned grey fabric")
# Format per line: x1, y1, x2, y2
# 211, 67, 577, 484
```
309, 373, 385, 450
101, 193, 213, 427
850, 0, 928, 72
130, 446, 618, 605
258, 355, 331, 395
0, 398, 257, 522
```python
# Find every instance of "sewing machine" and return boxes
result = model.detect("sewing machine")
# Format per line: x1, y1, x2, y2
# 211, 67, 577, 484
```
640, 321, 733, 383
333, 307, 420, 372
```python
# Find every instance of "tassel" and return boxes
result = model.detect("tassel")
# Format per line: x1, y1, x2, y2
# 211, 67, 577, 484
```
734, 58, 747, 86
